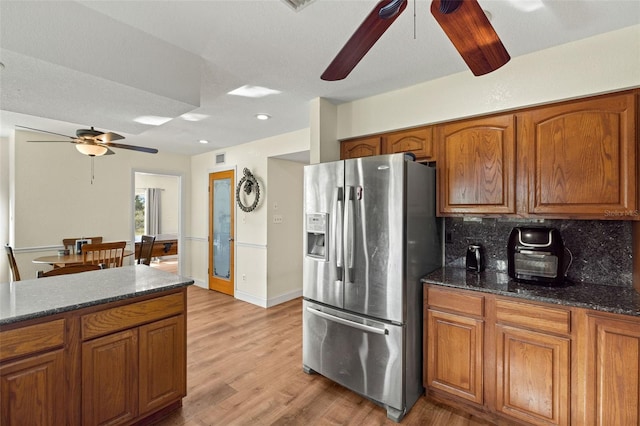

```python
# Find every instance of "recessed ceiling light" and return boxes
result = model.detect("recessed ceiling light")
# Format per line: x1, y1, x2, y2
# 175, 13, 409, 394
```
199, 139, 209, 144
507, 0, 544, 12
228, 85, 282, 98
181, 113, 209, 122
134, 115, 172, 126
256, 114, 271, 120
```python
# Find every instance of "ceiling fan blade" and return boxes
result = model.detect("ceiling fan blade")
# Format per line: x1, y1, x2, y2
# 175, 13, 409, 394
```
16, 125, 74, 139
430, 0, 510, 76
103, 142, 158, 154
103, 147, 116, 155
321, 0, 408, 81
94, 132, 124, 143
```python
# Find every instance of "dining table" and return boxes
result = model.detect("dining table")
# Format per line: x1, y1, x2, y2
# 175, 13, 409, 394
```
32, 250, 134, 267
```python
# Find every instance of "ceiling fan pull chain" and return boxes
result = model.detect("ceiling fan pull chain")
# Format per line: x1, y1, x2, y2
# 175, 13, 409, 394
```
379, 0, 405, 19
91, 156, 95, 185
413, 0, 416, 39
439, 0, 462, 14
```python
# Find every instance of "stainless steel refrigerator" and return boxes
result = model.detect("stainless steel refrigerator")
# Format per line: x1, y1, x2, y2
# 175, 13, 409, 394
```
302, 153, 442, 422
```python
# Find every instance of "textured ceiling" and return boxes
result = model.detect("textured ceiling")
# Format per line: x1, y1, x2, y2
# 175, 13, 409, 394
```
1, 0, 638, 156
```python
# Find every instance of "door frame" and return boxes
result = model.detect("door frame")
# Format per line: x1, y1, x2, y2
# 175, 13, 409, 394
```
208, 166, 236, 295
130, 169, 184, 275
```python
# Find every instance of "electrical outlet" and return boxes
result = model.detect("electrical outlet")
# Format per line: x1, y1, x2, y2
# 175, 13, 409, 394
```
273, 214, 283, 224
242, 274, 246, 281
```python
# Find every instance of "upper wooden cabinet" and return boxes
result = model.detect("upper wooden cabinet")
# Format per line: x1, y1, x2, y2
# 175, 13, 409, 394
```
340, 136, 381, 159
437, 114, 516, 215
383, 127, 434, 161
518, 93, 637, 217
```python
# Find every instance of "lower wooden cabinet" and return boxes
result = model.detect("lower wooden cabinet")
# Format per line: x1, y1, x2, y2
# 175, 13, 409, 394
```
139, 315, 186, 416
0, 289, 187, 426
82, 329, 139, 426
424, 284, 640, 425
0, 350, 66, 426
427, 309, 484, 404
495, 325, 570, 425
585, 313, 640, 426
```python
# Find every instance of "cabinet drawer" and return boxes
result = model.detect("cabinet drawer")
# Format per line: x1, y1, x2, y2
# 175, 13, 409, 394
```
496, 298, 571, 335
0, 319, 65, 362
427, 286, 484, 317
82, 292, 184, 340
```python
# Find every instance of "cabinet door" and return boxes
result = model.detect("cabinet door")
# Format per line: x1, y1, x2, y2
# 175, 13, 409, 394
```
519, 94, 636, 217
0, 350, 65, 426
82, 329, 138, 426
495, 325, 570, 425
437, 114, 516, 215
139, 315, 186, 416
586, 314, 640, 426
384, 127, 434, 161
340, 137, 381, 159
427, 309, 484, 404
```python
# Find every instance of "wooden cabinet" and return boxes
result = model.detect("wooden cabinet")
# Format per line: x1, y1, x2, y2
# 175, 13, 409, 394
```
384, 127, 434, 161
340, 136, 381, 159
584, 313, 640, 425
424, 285, 577, 425
494, 299, 571, 425
0, 319, 66, 426
425, 287, 484, 404
0, 288, 187, 426
139, 315, 186, 416
82, 329, 139, 426
518, 93, 637, 217
0, 350, 66, 426
436, 114, 516, 215
81, 292, 186, 426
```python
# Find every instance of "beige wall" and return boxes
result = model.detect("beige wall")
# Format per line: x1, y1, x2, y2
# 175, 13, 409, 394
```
335, 25, 640, 140
9, 129, 190, 281
189, 128, 309, 306
266, 158, 304, 304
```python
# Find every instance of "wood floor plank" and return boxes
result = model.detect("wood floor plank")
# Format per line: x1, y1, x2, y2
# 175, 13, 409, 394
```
157, 286, 493, 426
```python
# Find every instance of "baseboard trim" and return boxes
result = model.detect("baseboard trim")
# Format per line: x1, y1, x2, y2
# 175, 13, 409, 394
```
234, 288, 302, 308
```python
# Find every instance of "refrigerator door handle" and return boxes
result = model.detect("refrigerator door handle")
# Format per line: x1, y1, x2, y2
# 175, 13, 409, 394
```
334, 187, 344, 277
344, 186, 355, 283
305, 306, 388, 335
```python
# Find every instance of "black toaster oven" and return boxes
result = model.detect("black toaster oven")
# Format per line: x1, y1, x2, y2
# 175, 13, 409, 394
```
507, 227, 567, 286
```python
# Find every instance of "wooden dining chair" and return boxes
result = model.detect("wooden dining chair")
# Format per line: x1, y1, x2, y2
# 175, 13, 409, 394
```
63, 236, 103, 254
137, 235, 156, 266
5, 245, 21, 282
82, 241, 126, 269
37, 264, 103, 278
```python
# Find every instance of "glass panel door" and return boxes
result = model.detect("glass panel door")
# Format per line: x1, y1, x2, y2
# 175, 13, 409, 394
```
209, 170, 234, 295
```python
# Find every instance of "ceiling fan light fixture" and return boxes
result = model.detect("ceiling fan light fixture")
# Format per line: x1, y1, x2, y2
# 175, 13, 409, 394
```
76, 143, 108, 157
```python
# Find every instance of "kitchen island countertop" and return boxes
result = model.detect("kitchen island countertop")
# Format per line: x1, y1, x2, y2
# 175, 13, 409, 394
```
0, 265, 194, 325
422, 267, 640, 317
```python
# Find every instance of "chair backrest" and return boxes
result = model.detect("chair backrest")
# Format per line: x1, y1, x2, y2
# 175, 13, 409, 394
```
62, 237, 103, 254
38, 264, 102, 278
137, 235, 156, 266
82, 241, 126, 268
5, 245, 20, 282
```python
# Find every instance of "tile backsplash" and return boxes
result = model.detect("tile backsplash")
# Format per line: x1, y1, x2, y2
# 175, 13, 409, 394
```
444, 217, 633, 287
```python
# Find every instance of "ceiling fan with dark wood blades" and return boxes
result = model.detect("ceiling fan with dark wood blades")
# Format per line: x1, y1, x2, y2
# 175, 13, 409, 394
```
321, 0, 510, 81
18, 125, 158, 156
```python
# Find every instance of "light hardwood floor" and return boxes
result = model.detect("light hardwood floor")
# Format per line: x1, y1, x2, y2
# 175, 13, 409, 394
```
158, 286, 492, 426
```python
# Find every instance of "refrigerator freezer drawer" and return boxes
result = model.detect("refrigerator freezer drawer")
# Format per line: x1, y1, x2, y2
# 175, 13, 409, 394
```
302, 300, 404, 412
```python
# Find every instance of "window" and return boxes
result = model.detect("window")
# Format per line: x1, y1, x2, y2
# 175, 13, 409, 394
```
135, 191, 146, 236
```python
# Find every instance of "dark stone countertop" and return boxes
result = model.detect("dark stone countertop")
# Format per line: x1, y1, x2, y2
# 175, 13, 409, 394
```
0, 265, 194, 326
422, 267, 640, 317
